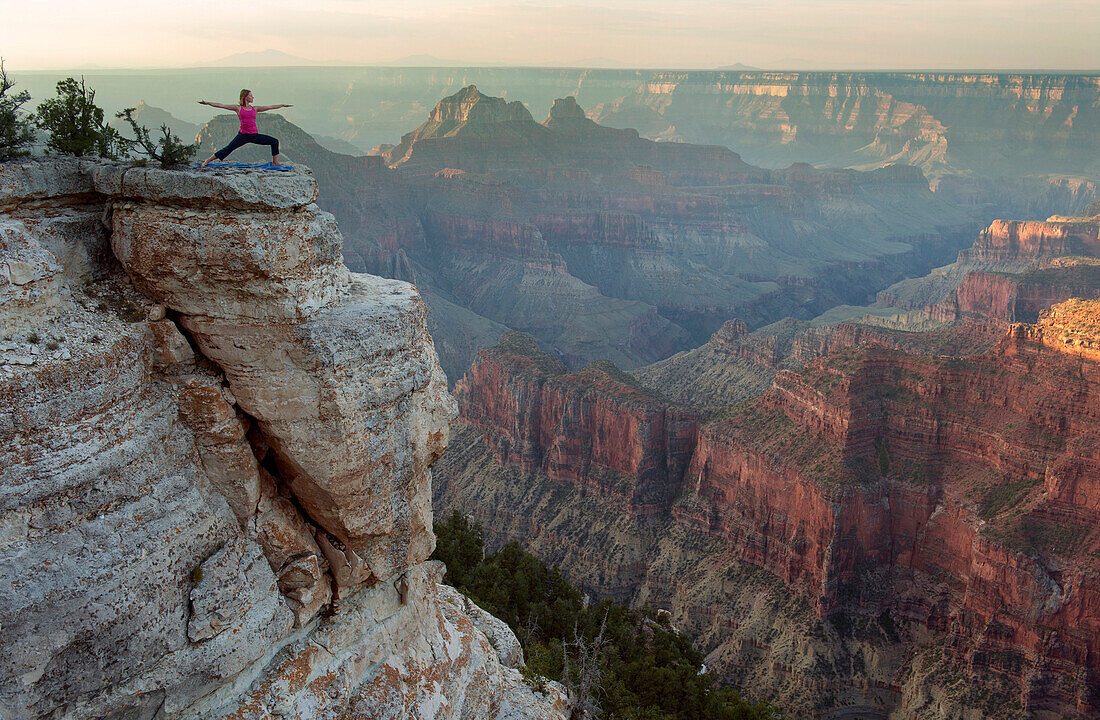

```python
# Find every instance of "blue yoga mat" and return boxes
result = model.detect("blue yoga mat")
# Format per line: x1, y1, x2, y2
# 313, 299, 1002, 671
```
191, 162, 294, 171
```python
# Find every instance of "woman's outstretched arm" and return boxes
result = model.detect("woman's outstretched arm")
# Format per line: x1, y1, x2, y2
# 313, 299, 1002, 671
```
199, 100, 239, 111
255, 104, 293, 112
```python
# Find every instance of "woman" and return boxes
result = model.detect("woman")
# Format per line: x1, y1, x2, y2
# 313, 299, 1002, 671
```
198, 89, 293, 167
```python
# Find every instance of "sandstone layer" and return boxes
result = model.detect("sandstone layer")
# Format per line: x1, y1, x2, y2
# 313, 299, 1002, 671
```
0, 158, 567, 720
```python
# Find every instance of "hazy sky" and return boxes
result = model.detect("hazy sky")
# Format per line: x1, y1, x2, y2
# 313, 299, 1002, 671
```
2, 0, 1098, 70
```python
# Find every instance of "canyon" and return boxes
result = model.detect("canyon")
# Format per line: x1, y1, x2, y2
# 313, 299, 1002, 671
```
434, 208, 1100, 719
197, 86, 1012, 385
7, 69, 1098, 720
0, 159, 568, 720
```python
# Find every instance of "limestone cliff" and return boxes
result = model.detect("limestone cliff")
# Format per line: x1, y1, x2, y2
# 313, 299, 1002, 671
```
0, 159, 568, 720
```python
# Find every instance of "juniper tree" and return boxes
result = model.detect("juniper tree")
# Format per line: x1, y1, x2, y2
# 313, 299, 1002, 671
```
0, 59, 35, 160
35, 77, 126, 158
116, 107, 197, 168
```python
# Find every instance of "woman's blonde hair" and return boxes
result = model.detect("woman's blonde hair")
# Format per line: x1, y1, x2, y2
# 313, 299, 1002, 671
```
239, 88, 251, 107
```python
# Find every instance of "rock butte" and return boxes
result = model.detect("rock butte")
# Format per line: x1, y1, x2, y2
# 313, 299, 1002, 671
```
0, 158, 568, 720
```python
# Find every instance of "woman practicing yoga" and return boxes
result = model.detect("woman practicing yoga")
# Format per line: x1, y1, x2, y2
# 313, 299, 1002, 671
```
198, 90, 292, 167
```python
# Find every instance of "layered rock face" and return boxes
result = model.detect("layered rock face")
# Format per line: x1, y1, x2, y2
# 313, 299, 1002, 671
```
0, 159, 567, 720
935, 263, 1100, 323
588, 72, 1100, 179
960, 218, 1100, 264
454, 333, 698, 514
436, 301, 1100, 719
879, 213, 1100, 319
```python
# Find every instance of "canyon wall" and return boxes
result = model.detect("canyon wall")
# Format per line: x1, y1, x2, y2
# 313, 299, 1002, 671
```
0, 159, 567, 720
436, 305, 1100, 719
879, 214, 1100, 324
454, 333, 698, 514
590, 73, 1100, 179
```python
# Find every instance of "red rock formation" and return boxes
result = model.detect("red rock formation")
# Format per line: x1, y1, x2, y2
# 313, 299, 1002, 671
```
934, 266, 1100, 323
960, 218, 1100, 263
1024, 298, 1100, 364
455, 333, 698, 513
450, 305, 1100, 716
677, 322, 1100, 714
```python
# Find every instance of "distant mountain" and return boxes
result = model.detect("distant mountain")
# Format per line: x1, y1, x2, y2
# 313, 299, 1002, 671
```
381, 85, 755, 178
716, 63, 760, 71
196, 50, 324, 67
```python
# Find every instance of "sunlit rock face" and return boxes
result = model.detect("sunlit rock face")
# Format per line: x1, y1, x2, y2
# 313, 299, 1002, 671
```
0, 158, 567, 720
588, 72, 1100, 180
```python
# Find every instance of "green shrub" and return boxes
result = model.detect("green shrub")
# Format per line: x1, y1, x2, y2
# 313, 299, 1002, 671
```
0, 59, 36, 160
115, 107, 196, 168
431, 511, 784, 719
35, 77, 126, 158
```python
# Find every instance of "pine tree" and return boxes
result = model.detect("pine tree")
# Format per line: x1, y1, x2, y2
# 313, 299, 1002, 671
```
116, 107, 197, 168
34, 77, 126, 158
0, 59, 36, 160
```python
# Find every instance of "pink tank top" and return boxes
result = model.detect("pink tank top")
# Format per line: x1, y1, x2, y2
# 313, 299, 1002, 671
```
237, 106, 258, 134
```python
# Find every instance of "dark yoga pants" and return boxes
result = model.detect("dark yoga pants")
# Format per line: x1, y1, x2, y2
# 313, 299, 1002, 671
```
214, 132, 280, 159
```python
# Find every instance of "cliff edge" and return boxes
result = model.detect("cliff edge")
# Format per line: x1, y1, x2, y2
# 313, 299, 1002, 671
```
0, 159, 567, 720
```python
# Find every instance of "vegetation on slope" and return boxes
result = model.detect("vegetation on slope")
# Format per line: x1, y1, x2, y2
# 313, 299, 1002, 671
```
432, 510, 783, 720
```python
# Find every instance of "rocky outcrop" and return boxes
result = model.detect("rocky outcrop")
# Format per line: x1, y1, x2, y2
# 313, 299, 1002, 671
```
879, 214, 1100, 315
934, 264, 1100, 323
438, 306, 1100, 719
454, 333, 698, 513
1024, 297, 1100, 363
960, 218, 1100, 264
0, 159, 567, 720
